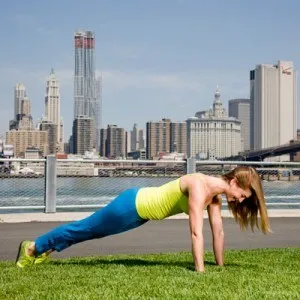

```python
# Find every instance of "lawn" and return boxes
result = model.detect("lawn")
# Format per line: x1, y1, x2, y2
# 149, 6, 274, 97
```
1, 248, 299, 299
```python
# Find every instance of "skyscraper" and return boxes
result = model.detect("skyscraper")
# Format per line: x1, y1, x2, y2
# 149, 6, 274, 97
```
146, 119, 171, 159
100, 125, 126, 158
44, 69, 63, 151
250, 61, 297, 158
21, 96, 31, 116
146, 119, 187, 159
228, 99, 250, 151
130, 124, 139, 152
14, 83, 26, 119
74, 30, 100, 150
39, 120, 58, 155
45, 69, 60, 125
10, 83, 33, 131
130, 124, 145, 152
72, 116, 94, 155
95, 75, 102, 149
170, 122, 187, 154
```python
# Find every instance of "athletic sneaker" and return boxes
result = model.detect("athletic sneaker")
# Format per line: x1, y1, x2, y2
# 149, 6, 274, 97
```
16, 240, 35, 268
34, 252, 50, 265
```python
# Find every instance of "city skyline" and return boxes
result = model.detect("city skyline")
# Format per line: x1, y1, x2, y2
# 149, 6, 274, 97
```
0, 1, 300, 139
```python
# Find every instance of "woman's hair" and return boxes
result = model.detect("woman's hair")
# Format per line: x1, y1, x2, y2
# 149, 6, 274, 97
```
222, 166, 270, 234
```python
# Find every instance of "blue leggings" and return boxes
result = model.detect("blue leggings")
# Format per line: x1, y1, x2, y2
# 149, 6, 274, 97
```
35, 188, 148, 254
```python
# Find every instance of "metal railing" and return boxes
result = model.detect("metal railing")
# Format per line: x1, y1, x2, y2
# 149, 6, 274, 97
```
0, 157, 300, 213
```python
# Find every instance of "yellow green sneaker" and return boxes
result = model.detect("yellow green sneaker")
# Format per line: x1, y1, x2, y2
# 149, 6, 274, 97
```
16, 240, 35, 268
34, 252, 50, 265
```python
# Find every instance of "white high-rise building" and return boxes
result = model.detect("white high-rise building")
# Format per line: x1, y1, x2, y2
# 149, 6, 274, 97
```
250, 61, 297, 158
187, 88, 242, 159
228, 99, 250, 151
126, 131, 131, 154
45, 69, 63, 151
14, 83, 26, 119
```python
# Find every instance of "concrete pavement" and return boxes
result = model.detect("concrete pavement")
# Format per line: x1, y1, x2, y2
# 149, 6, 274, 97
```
0, 212, 299, 262
1, 209, 300, 223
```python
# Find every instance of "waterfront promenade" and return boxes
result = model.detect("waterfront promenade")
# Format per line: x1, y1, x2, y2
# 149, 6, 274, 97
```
0, 211, 299, 261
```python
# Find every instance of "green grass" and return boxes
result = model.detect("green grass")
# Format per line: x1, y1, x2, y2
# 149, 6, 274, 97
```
1, 248, 299, 300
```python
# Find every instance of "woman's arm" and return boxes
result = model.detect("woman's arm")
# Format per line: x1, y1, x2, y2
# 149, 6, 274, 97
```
207, 197, 224, 266
187, 179, 207, 272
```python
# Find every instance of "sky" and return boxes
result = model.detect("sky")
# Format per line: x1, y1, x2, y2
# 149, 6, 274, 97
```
1, 0, 300, 139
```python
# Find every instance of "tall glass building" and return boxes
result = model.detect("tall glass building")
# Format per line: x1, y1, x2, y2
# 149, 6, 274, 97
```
74, 30, 100, 150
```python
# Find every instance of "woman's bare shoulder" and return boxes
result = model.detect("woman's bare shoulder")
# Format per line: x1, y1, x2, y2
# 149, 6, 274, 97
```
179, 173, 208, 194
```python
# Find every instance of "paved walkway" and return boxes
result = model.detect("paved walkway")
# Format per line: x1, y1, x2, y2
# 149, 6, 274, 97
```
1, 209, 300, 223
0, 211, 299, 261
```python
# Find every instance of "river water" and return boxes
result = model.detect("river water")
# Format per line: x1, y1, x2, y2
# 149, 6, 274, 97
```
0, 177, 300, 213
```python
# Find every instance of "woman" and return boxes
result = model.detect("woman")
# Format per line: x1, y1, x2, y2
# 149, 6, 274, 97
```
16, 166, 270, 272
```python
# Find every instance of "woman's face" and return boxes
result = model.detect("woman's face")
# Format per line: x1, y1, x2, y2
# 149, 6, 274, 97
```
226, 178, 252, 203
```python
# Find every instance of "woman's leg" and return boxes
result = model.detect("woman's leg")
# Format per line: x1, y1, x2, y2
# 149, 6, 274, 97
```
34, 188, 147, 255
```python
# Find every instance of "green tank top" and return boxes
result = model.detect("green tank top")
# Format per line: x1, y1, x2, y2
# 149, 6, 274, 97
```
135, 178, 189, 220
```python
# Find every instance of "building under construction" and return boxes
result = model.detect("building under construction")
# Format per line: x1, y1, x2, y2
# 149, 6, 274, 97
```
74, 30, 101, 152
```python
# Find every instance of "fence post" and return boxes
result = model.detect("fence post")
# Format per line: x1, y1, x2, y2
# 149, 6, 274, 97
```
186, 158, 196, 174
44, 155, 57, 213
